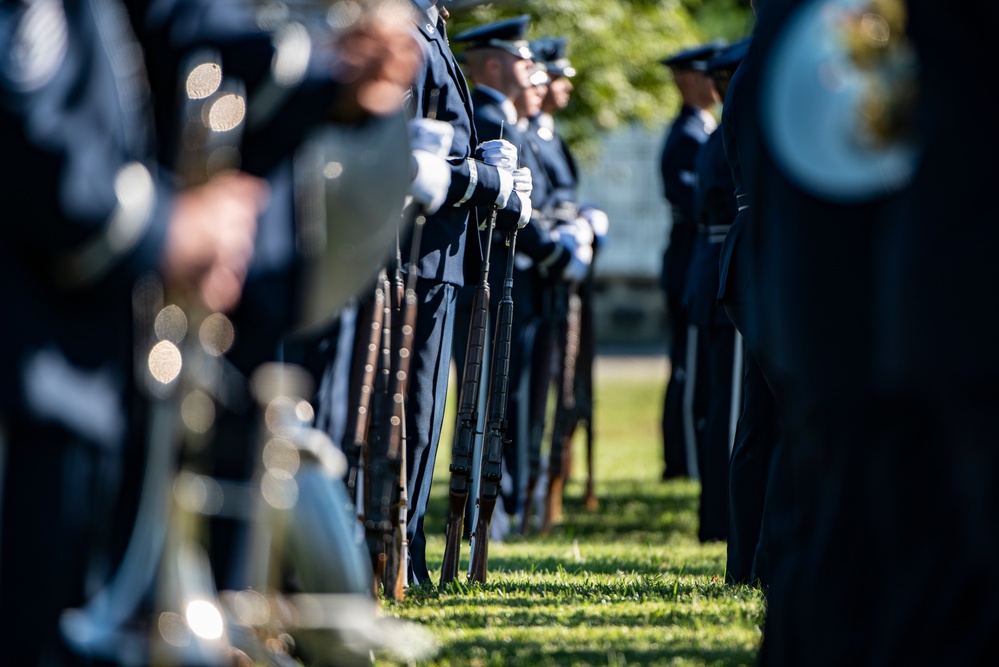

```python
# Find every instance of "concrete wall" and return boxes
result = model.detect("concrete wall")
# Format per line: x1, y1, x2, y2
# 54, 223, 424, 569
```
578, 124, 673, 349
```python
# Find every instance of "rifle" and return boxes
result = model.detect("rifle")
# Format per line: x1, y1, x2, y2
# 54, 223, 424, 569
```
364, 268, 394, 594
440, 120, 505, 585
576, 273, 599, 512
384, 214, 424, 600
468, 221, 518, 584
361, 88, 441, 597
519, 278, 564, 537
343, 284, 385, 520
440, 202, 497, 586
541, 285, 582, 534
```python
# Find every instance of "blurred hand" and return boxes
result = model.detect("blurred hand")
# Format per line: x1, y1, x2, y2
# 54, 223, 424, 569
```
554, 219, 594, 283
410, 149, 451, 214
580, 205, 609, 241
409, 117, 454, 159
162, 171, 268, 312
327, 3, 422, 122
477, 139, 518, 171
562, 253, 589, 283
569, 216, 595, 249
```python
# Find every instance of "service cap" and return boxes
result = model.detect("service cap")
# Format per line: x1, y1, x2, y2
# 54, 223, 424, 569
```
661, 39, 728, 72
529, 36, 576, 78
706, 37, 751, 75
452, 15, 533, 60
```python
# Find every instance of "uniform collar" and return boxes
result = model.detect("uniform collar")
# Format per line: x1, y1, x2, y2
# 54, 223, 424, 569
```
411, 0, 437, 22
537, 112, 555, 133
475, 84, 518, 126
698, 107, 718, 133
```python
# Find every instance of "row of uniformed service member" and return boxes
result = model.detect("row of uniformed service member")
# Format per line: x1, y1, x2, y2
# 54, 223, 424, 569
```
399, 8, 605, 584
658, 28, 783, 580
448, 15, 600, 542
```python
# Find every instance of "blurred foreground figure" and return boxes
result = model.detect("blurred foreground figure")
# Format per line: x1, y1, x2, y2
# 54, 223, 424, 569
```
2, 1, 428, 665
867, 2, 999, 661
739, 0, 999, 663
0, 2, 262, 664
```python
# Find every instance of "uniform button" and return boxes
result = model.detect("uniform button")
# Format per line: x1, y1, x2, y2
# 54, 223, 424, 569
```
427, 23, 434, 33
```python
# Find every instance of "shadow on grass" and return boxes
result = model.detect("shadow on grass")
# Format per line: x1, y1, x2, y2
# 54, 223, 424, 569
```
399, 592, 762, 626
424, 637, 758, 667
480, 553, 722, 579
424, 479, 702, 545
399, 577, 742, 613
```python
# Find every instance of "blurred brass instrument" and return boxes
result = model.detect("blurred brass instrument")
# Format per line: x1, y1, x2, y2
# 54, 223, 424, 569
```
760, 0, 918, 202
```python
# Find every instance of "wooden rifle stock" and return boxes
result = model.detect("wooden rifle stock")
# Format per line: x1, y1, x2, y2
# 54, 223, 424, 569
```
344, 287, 385, 518
364, 269, 394, 593
440, 209, 495, 585
373, 245, 406, 598
542, 285, 582, 534
468, 228, 517, 584
387, 215, 425, 600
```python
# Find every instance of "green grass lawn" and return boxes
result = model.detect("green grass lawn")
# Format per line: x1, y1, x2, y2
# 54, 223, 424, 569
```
377, 359, 766, 667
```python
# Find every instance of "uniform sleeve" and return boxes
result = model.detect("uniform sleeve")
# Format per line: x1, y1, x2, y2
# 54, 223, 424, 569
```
722, 65, 751, 213
441, 105, 517, 212
515, 217, 570, 278
131, 0, 349, 176
660, 133, 703, 225
445, 156, 510, 208
0, 1, 170, 291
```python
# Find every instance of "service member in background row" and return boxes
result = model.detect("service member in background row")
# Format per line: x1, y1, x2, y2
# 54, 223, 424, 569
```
403, 0, 534, 587
657, 39, 726, 483
716, 0, 785, 591
449, 15, 590, 539
685, 37, 752, 545
525, 34, 608, 526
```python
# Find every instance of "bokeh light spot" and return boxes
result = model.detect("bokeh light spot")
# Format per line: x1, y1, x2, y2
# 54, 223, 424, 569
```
148, 340, 182, 384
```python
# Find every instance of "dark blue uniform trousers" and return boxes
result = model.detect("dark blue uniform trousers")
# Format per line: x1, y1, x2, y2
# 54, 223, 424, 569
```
405, 279, 457, 585
692, 320, 736, 542
723, 331, 782, 585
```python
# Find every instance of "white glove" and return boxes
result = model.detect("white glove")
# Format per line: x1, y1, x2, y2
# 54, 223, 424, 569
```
408, 117, 454, 159
580, 205, 609, 241
514, 191, 531, 229
512, 167, 533, 197
494, 169, 513, 209
569, 217, 595, 250
410, 149, 451, 214
477, 139, 518, 171
554, 220, 593, 282
511, 168, 533, 229
562, 253, 590, 283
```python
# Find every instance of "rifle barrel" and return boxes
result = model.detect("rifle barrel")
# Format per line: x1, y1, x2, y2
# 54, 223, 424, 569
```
468, 229, 518, 584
